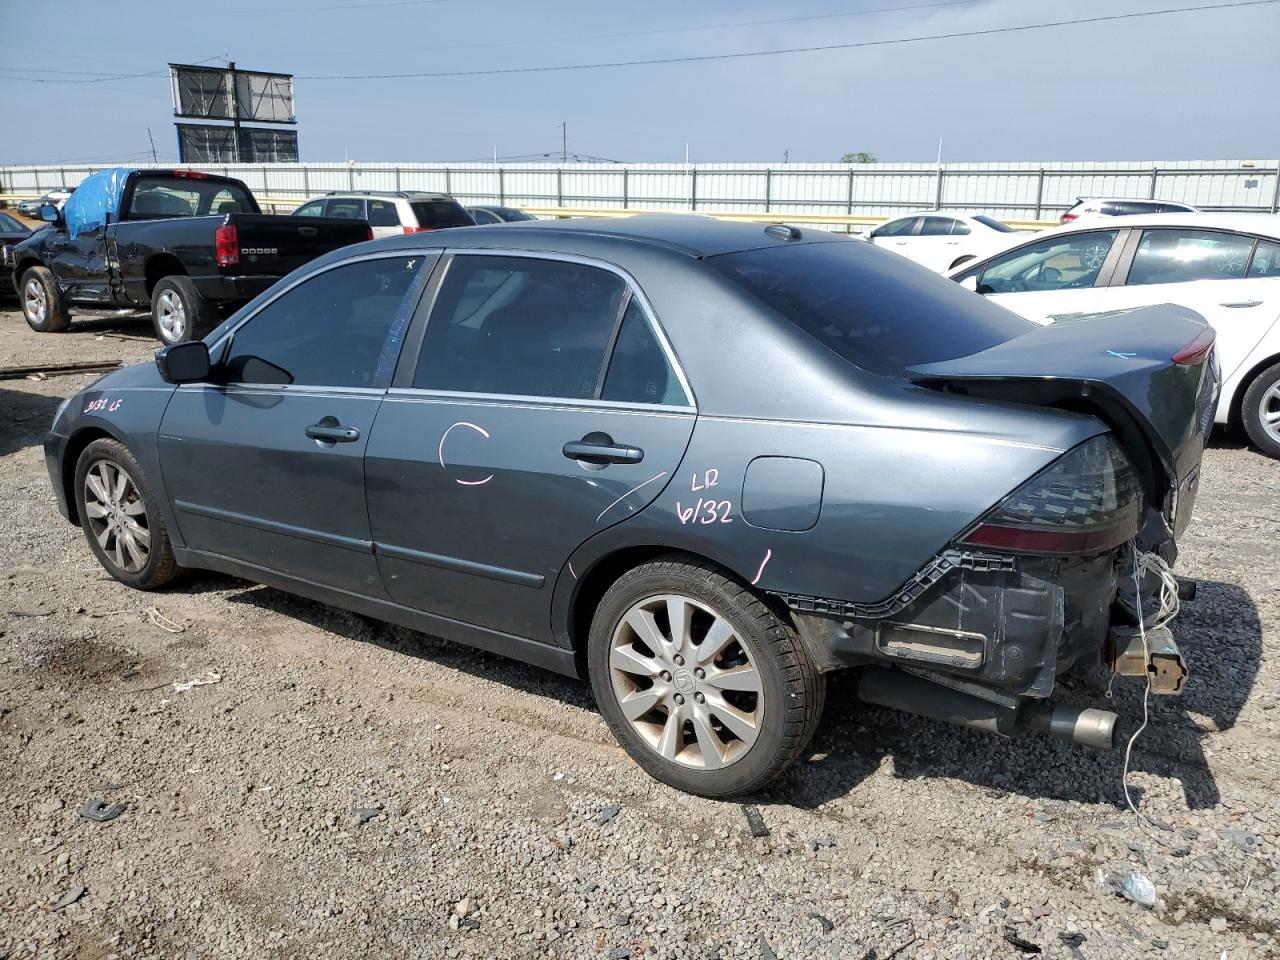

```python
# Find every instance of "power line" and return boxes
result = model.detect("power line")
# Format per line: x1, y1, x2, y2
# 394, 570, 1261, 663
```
0, 54, 226, 85
296, 0, 1280, 80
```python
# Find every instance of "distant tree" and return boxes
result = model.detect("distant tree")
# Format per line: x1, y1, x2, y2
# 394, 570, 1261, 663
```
841, 151, 877, 163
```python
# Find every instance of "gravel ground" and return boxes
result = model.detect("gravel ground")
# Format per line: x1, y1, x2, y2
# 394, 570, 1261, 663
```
0, 306, 1276, 960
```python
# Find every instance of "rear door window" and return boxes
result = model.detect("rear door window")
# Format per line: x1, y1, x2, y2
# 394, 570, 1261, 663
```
920, 217, 970, 236
225, 256, 422, 388
326, 198, 367, 220
410, 200, 474, 229
414, 255, 626, 399
367, 199, 401, 227
1247, 240, 1280, 278
713, 241, 1032, 378
1126, 229, 1254, 285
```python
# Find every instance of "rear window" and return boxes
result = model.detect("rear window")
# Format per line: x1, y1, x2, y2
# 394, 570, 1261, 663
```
410, 200, 474, 229
973, 215, 1016, 233
712, 241, 1033, 378
126, 176, 255, 219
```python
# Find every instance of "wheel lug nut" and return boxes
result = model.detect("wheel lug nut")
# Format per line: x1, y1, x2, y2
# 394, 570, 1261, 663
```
694, 668, 705, 680
673, 655, 685, 666
694, 692, 705, 704
660, 671, 672, 682
673, 694, 685, 705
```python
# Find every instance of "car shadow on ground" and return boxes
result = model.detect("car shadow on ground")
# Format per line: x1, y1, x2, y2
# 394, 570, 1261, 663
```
177, 570, 1259, 813
0, 386, 66, 458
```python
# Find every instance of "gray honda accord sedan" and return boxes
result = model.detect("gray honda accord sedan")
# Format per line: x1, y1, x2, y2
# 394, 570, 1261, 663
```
44, 217, 1218, 797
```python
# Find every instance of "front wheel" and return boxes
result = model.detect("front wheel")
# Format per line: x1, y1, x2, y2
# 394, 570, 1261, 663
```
1241, 361, 1280, 459
151, 275, 216, 345
20, 266, 71, 333
74, 438, 180, 590
588, 556, 824, 798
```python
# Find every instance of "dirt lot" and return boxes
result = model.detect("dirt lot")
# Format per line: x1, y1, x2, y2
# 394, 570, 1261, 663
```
0, 306, 1276, 960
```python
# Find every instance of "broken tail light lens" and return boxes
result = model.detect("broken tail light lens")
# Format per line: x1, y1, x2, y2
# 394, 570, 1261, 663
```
215, 223, 239, 267
960, 435, 1141, 555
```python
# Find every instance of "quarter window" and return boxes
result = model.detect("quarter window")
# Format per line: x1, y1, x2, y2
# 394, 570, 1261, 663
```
978, 231, 1119, 293
602, 299, 687, 405
414, 255, 627, 399
1126, 229, 1253, 285
1248, 240, 1280, 278
224, 256, 422, 388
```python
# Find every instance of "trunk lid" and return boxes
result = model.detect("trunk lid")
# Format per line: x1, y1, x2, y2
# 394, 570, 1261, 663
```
909, 304, 1219, 539
225, 214, 369, 275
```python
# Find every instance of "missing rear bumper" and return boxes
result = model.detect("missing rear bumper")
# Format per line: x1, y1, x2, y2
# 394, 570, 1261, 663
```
1106, 624, 1188, 695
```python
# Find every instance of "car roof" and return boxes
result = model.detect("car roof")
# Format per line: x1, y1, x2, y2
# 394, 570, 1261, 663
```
1042, 211, 1280, 238
322, 190, 455, 200
366, 215, 847, 258
1070, 197, 1195, 207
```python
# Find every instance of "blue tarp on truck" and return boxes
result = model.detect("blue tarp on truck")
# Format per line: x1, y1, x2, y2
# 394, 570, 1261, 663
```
61, 167, 132, 240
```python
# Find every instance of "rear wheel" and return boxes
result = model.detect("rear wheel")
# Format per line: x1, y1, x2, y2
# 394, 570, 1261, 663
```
20, 266, 70, 332
1241, 361, 1280, 459
588, 556, 824, 798
151, 275, 216, 345
74, 439, 179, 590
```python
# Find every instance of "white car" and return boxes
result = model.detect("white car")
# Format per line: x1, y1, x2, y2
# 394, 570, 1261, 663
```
948, 212, 1280, 458
1060, 197, 1197, 224
864, 213, 1022, 272
293, 191, 474, 238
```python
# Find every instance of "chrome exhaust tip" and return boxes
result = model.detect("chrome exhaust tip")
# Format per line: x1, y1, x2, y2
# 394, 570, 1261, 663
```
1023, 703, 1118, 751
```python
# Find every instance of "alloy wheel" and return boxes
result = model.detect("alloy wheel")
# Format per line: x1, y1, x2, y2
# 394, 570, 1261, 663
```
23, 278, 47, 325
155, 290, 187, 342
83, 459, 151, 573
1261, 382, 1280, 445
608, 593, 764, 770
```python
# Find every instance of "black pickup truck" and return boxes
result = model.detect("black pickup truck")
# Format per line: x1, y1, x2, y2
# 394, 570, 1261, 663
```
8, 168, 370, 343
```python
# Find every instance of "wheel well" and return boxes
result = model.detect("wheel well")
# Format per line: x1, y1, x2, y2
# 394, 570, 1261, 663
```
1228, 353, 1280, 428
144, 255, 187, 296
14, 257, 44, 281
59, 427, 115, 524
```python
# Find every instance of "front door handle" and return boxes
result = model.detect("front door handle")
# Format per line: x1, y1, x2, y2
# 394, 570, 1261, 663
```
1220, 300, 1263, 308
563, 434, 644, 465
306, 418, 360, 443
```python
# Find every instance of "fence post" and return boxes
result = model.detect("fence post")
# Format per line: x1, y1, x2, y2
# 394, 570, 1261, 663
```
302, 166, 310, 197
1272, 160, 1279, 213
690, 167, 697, 211
1034, 168, 1045, 219
394, 166, 401, 192
59, 167, 68, 189
498, 167, 505, 205
348, 165, 355, 191
444, 167, 452, 196
846, 168, 855, 215
556, 168, 563, 207
934, 164, 944, 211
622, 168, 629, 209
765, 169, 772, 213
1148, 167, 1158, 200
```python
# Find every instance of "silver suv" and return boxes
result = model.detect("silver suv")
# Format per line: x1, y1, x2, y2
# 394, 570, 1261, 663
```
293, 191, 474, 237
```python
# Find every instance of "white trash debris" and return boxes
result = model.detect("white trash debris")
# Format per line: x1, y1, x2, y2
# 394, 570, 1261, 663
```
173, 671, 221, 693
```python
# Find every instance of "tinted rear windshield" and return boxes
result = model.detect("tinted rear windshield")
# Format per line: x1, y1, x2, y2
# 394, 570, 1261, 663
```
411, 200, 474, 228
712, 241, 1033, 377
973, 215, 1016, 232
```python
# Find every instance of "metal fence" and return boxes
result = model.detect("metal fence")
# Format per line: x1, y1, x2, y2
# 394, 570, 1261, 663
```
3, 159, 1277, 231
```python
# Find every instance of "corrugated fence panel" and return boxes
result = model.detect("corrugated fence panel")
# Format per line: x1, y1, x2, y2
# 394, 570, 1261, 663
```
3, 159, 1277, 218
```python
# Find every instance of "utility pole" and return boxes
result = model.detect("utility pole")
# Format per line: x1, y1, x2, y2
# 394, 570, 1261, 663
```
146, 128, 158, 164
784, 148, 790, 164
227, 60, 243, 164
560, 120, 567, 162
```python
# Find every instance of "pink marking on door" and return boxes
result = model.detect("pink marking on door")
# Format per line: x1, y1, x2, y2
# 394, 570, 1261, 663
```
437, 420, 491, 469
750, 548, 773, 586
454, 475, 493, 486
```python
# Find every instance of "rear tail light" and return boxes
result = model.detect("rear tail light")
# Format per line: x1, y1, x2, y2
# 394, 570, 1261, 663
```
403, 226, 433, 234
173, 169, 208, 179
215, 223, 239, 266
367, 226, 375, 241
1060, 212, 1078, 223
1172, 326, 1215, 365
960, 435, 1141, 555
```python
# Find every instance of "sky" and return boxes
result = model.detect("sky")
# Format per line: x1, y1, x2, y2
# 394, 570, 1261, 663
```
1, 0, 1278, 166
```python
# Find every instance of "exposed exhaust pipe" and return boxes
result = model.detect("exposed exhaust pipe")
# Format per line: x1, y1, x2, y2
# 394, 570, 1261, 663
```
856, 667, 1117, 751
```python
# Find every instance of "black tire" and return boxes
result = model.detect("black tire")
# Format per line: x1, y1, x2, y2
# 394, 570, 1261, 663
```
19, 265, 71, 333
587, 555, 824, 798
151, 275, 217, 345
1240, 361, 1280, 459
73, 438, 180, 590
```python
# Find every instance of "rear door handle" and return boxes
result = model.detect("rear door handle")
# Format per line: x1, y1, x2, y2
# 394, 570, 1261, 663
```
563, 437, 644, 465
306, 419, 360, 443
1219, 300, 1263, 308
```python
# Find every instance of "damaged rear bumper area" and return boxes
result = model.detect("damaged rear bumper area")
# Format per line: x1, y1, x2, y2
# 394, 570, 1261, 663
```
783, 548, 1188, 750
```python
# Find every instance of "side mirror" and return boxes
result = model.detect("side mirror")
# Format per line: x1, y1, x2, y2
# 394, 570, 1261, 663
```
39, 203, 60, 223
959, 274, 979, 292
155, 341, 211, 384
